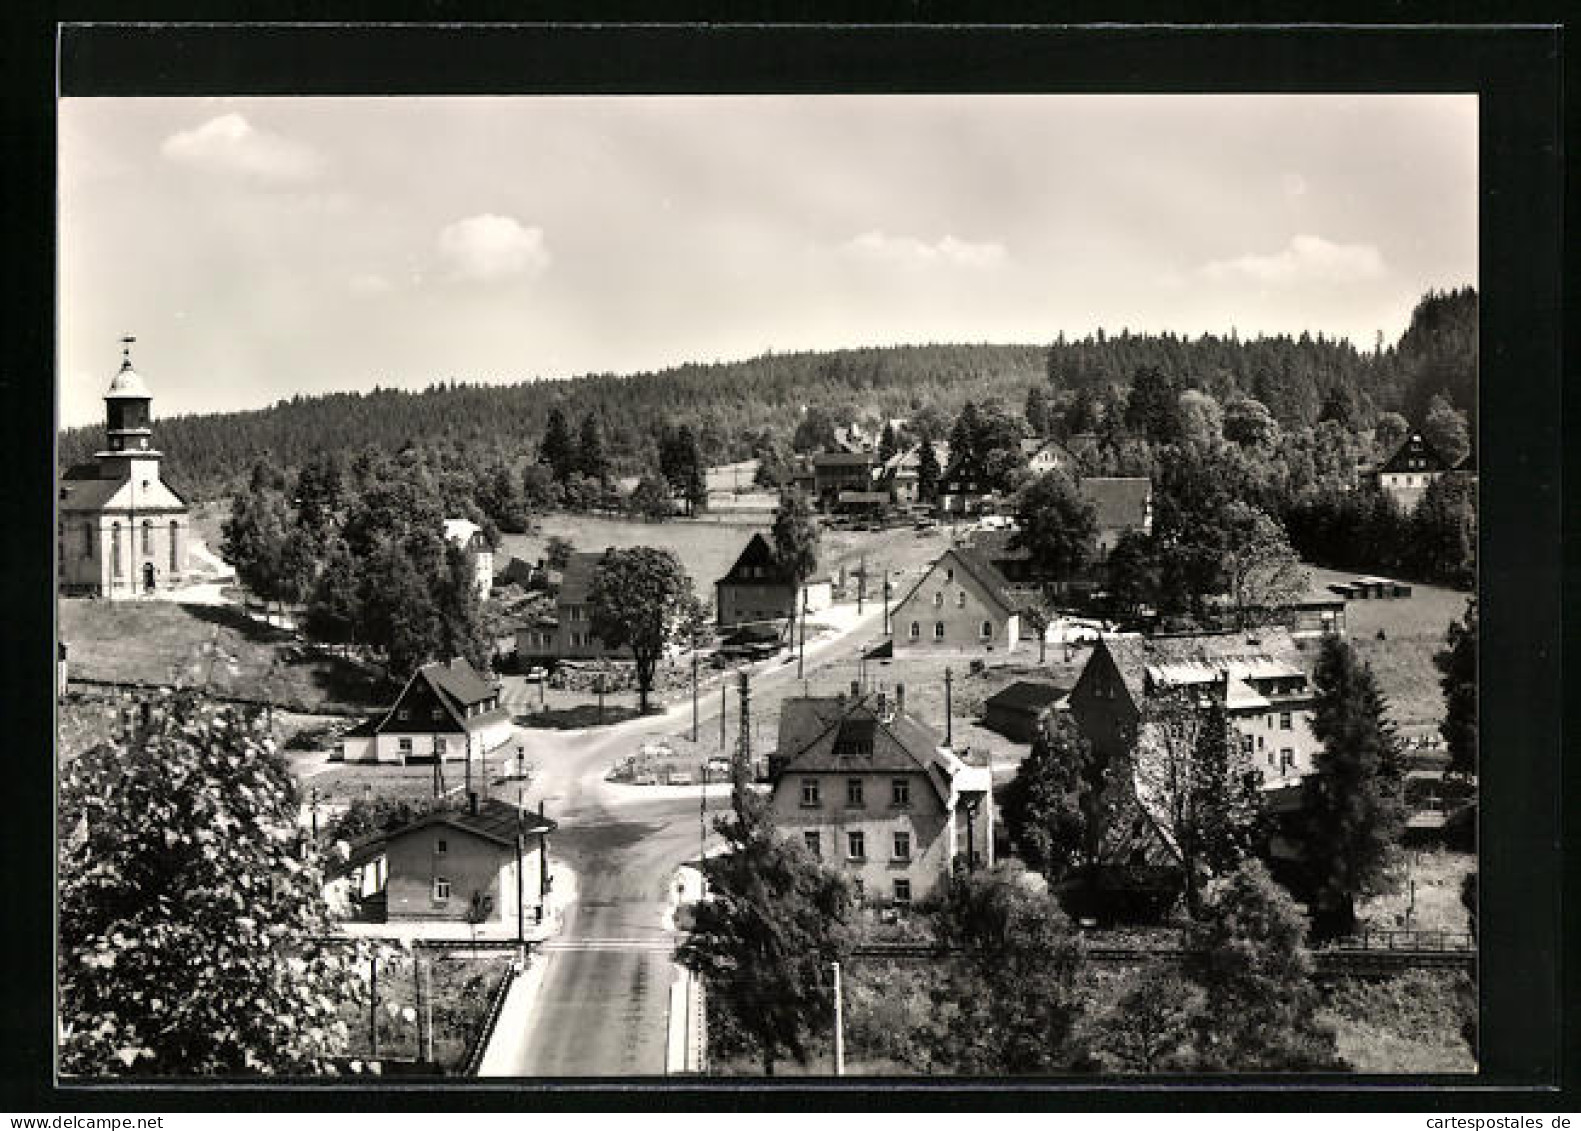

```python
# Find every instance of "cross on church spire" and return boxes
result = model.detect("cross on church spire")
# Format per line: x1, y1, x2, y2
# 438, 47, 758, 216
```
120, 335, 136, 368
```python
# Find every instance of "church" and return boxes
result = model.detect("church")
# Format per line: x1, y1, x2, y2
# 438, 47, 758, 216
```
58, 339, 191, 598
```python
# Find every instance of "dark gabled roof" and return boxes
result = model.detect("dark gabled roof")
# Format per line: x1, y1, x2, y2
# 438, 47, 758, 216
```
985, 680, 1068, 713
557, 551, 609, 605
1078, 477, 1152, 530
422, 657, 496, 707
718, 532, 794, 587
385, 798, 557, 850
894, 546, 1019, 618
774, 695, 947, 785
58, 477, 127, 512
814, 450, 879, 467
62, 462, 107, 481
1377, 431, 1459, 475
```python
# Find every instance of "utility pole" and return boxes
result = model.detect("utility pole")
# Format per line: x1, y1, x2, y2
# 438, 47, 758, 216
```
538, 799, 550, 908
699, 760, 709, 886
732, 670, 753, 817
832, 961, 845, 1076
720, 681, 728, 752
882, 572, 892, 636
515, 821, 526, 949
857, 555, 866, 614
422, 956, 434, 1063
597, 673, 606, 725
412, 953, 424, 1063
309, 786, 319, 840
797, 589, 808, 678
691, 629, 700, 743
944, 666, 954, 748
369, 954, 380, 1059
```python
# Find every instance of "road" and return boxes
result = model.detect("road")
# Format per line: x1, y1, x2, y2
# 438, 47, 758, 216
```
486, 603, 886, 1076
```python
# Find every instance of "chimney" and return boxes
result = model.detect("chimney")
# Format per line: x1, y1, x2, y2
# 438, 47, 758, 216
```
895, 683, 906, 715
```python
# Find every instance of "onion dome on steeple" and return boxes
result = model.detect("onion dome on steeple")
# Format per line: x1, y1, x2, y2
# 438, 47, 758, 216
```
101, 336, 158, 455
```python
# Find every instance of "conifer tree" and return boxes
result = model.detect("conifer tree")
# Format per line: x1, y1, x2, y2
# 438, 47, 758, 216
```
537, 406, 576, 483
1434, 598, 1478, 777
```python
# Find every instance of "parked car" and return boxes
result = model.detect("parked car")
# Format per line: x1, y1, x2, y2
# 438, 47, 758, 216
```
523, 666, 548, 682
633, 772, 658, 786
667, 770, 694, 786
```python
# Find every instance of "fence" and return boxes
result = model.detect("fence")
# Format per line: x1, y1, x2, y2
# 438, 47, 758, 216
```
460, 958, 521, 1077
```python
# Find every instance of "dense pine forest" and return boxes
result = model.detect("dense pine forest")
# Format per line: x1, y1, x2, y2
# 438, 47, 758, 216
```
60, 287, 1475, 504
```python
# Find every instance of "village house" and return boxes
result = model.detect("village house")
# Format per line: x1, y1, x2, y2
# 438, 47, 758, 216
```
58, 340, 191, 598
1068, 628, 1323, 793
714, 532, 833, 631
332, 796, 556, 927
982, 680, 1069, 743
891, 545, 1021, 652
339, 656, 513, 766
876, 440, 950, 506
1020, 437, 1075, 477
810, 450, 881, 509
443, 518, 494, 599
768, 686, 994, 905
1361, 431, 1473, 512
544, 551, 626, 661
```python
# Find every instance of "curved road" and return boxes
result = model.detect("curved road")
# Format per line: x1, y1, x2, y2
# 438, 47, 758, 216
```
490, 604, 885, 1077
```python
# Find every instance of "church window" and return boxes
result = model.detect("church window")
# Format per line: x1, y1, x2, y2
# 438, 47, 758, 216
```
111, 523, 122, 576
169, 522, 179, 571
142, 520, 153, 554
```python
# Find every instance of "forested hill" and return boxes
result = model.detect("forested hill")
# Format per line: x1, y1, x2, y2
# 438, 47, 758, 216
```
59, 287, 1476, 502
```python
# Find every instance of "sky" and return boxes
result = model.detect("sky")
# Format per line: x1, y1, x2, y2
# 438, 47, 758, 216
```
57, 95, 1477, 428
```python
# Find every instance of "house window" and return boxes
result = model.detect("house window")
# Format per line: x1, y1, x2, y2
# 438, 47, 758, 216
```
569, 606, 582, 622
852, 877, 865, 900
1267, 749, 1275, 767
433, 877, 451, 902
945, 568, 954, 582
1257, 735, 1265, 751
892, 779, 911, 808
910, 621, 921, 639
934, 622, 945, 640
141, 520, 153, 554
847, 831, 866, 860
934, 592, 944, 608
803, 831, 821, 858
846, 778, 864, 807
1280, 712, 1292, 731
1281, 748, 1295, 771
892, 879, 912, 906
893, 832, 911, 861
801, 779, 821, 807
980, 620, 993, 639
399, 737, 414, 756
169, 521, 179, 571
432, 707, 444, 720
1241, 734, 1254, 756
398, 708, 412, 720
957, 591, 967, 608
435, 838, 448, 855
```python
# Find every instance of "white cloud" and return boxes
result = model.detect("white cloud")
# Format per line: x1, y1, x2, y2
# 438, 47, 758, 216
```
840, 230, 1008, 270
436, 214, 551, 281
1200, 235, 1387, 285
160, 113, 322, 182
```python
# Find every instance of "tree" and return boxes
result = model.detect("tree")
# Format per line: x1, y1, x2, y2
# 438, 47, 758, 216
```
1019, 595, 1055, 664
1177, 389, 1224, 447
1092, 962, 1204, 1073
877, 421, 900, 464
1409, 473, 1476, 588
1372, 411, 1410, 460
576, 412, 609, 483
544, 535, 575, 572
1011, 471, 1097, 583
220, 477, 292, 615
587, 547, 696, 713
1134, 696, 1262, 917
1434, 598, 1478, 777
791, 404, 838, 453
771, 488, 820, 586
1124, 366, 1183, 444
303, 537, 362, 649
1222, 396, 1280, 449
915, 439, 942, 503
537, 406, 577, 484
434, 543, 491, 674
660, 426, 707, 515
1025, 384, 1054, 436
1422, 394, 1471, 468
1002, 715, 1116, 883
1183, 860, 1342, 1071
1104, 530, 1158, 621
1302, 636, 1406, 938
1220, 503, 1311, 628
677, 800, 852, 1075
628, 474, 674, 521
928, 863, 1093, 1073
58, 695, 374, 1075
360, 541, 441, 684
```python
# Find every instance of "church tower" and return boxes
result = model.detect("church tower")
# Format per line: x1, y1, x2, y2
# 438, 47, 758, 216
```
58, 337, 191, 599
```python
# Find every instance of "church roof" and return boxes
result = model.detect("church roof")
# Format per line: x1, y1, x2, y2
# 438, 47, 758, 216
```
58, 475, 188, 514
105, 363, 152, 400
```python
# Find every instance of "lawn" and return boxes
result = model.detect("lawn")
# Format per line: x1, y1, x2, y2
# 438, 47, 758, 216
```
59, 598, 382, 712
337, 950, 512, 1074
1304, 565, 1472, 731
1354, 848, 1475, 935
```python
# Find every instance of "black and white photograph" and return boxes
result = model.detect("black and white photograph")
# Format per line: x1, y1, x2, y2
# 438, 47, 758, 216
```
44, 25, 1560, 1095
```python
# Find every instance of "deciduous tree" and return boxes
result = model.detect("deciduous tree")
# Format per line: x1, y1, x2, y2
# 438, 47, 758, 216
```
771, 488, 820, 586
1011, 471, 1097, 582
1002, 715, 1116, 884
587, 547, 697, 713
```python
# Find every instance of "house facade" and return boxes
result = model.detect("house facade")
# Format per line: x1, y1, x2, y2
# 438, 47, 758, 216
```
549, 551, 627, 660
1363, 431, 1467, 512
811, 451, 880, 508
891, 546, 1021, 652
768, 688, 994, 905
1021, 438, 1074, 477
58, 341, 191, 598
982, 680, 1069, 743
333, 798, 556, 926
339, 657, 513, 765
1068, 628, 1322, 793
715, 532, 832, 630
443, 518, 494, 599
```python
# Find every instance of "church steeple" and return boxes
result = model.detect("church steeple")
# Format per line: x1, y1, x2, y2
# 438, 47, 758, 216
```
101, 335, 159, 457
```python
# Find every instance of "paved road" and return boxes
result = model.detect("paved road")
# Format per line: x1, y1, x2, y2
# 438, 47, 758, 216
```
488, 603, 886, 1077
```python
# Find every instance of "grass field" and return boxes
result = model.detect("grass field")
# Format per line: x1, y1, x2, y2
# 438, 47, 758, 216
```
59, 599, 381, 711
1304, 566, 1472, 730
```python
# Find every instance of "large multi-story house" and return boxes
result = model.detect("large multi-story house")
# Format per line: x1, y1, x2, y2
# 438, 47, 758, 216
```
550, 551, 626, 660
890, 546, 1022, 652
1068, 627, 1322, 796
58, 340, 191, 598
810, 451, 881, 509
1361, 431, 1473, 512
714, 532, 832, 631
339, 656, 514, 766
443, 518, 494, 599
768, 687, 994, 905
